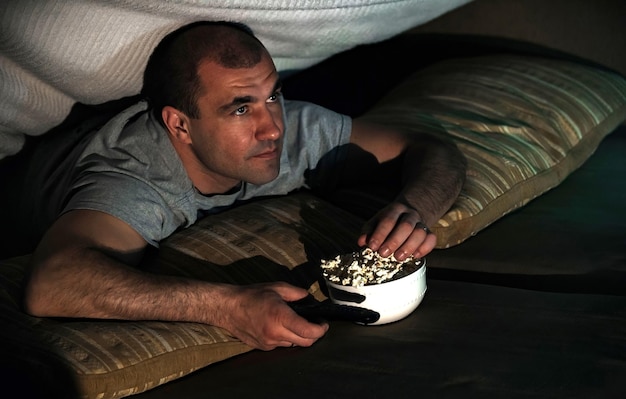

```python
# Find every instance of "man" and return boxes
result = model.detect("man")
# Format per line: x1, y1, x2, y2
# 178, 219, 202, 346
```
22, 21, 466, 350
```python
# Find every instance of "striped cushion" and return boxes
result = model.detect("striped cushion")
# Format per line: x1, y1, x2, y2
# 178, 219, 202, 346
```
1, 194, 363, 399
1, 55, 625, 399
359, 55, 626, 247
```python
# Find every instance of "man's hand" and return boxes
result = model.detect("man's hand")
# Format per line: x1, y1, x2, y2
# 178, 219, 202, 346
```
357, 201, 437, 261
217, 282, 329, 350
349, 119, 467, 260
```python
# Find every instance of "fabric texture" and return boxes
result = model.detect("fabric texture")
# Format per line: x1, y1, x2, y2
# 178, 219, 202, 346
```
359, 55, 626, 247
1, 54, 625, 399
0, 0, 472, 159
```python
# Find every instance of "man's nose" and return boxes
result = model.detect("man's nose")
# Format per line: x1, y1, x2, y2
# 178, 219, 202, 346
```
256, 107, 282, 140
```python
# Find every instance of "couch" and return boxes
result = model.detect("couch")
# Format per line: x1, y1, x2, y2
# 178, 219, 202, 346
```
1, 1, 625, 398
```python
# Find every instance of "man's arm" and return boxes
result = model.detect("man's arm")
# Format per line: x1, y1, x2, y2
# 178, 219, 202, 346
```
348, 119, 467, 260
24, 210, 328, 350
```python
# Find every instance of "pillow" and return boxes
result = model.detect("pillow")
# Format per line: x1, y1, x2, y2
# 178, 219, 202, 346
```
358, 55, 626, 247
2, 54, 625, 399
0, 193, 362, 399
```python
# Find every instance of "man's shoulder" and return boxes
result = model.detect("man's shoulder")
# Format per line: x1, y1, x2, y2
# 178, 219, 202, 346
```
283, 99, 351, 130
74, 100, 192, 225
283, 99, 329, 113
84, 101, 173, 166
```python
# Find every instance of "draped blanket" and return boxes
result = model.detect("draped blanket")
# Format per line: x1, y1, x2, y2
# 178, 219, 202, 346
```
0, 0, 471, 159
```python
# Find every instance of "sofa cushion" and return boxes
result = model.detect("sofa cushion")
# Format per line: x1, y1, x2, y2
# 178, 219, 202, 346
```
2, 54, 625, 399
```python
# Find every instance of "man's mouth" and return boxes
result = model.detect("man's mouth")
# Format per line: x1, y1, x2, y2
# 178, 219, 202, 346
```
253, 147, 279, 159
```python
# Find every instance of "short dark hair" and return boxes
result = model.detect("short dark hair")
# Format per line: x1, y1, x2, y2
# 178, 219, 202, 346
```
142, 21, 265, 122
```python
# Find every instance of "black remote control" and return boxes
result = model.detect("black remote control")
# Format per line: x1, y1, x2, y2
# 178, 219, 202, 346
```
288, 297, 380, 324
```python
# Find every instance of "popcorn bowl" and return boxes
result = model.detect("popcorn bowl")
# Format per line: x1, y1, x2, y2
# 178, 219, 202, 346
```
323, 256, 427, 326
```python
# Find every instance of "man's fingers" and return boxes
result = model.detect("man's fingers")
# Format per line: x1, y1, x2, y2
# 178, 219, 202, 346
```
360, 206, 438, 260
361, 208, 412, 251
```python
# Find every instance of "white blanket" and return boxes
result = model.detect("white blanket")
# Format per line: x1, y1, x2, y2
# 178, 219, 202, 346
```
0, 0, 471, 159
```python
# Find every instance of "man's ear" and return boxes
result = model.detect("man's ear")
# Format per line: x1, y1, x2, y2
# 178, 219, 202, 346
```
162, 106, 192, 144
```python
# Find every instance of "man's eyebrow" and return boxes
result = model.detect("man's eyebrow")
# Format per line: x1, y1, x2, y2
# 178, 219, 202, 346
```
223, 95, 254, 110
273, 80, 283, 93
219, 80, 283, 112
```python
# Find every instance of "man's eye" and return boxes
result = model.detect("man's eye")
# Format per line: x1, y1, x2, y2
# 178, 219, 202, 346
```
234, 106, 247, 116
268, 91, 282, 103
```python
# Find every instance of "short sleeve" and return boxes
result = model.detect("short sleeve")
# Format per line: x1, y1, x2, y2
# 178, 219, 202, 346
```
64, 173, 191, 247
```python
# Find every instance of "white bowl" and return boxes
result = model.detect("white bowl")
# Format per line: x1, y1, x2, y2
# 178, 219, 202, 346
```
324, 258, 427, 325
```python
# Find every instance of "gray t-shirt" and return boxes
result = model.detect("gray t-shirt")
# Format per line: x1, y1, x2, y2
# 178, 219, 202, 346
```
28, 99, 351, 246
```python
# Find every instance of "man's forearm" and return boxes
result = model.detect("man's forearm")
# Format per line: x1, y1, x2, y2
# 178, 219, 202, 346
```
24, 246, 229, 324
398, 136, 467, 226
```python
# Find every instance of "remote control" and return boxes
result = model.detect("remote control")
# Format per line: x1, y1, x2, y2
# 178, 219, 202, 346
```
289, 296, 380, 324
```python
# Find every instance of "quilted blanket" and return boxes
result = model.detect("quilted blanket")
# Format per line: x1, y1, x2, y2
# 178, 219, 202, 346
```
0, 0, 471, 159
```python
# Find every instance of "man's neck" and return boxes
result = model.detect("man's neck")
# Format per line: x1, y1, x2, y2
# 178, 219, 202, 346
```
166, 132, 240, 195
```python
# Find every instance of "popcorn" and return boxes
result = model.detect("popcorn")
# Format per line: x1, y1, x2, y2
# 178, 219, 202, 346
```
321, 248, 422, 287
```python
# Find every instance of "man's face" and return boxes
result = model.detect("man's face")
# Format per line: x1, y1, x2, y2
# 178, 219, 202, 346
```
185, 52, 284, 192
